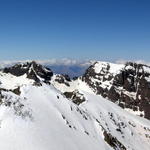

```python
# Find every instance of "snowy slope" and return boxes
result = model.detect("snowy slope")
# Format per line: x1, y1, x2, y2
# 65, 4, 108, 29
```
0, 61, 150, 150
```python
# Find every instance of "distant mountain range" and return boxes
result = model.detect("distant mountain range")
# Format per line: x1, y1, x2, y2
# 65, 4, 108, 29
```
0, 59, 92, 78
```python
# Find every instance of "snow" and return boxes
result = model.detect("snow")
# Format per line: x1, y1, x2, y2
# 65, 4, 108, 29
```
51, 75, 94, 94
145, 77, 150, 82
143, 66, 150, 74
81, 92, 150, 150
94, 61, 124, 74
0, 84, 109, 150
0, 81, 149, 150
125, 65, 134, 70
0, 72, 34, 90
125, 108, 145, 116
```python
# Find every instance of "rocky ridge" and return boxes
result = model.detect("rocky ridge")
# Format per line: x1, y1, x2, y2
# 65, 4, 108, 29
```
82, 61, 150, 119
3, 61, 53, 83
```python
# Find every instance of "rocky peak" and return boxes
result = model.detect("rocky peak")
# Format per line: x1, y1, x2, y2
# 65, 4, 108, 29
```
82, 61, 150, 119
3, 61, 53, 83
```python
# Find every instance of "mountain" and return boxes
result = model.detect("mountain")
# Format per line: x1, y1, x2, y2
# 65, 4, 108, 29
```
52, 61, 150, 120
0, 61, 149, 150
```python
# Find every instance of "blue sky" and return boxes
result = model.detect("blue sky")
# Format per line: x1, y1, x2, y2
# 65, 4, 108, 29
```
0, 0, 150, 61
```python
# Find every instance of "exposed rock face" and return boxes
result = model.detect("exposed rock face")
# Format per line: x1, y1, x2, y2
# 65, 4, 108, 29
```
3, 61, 53, 83
103, 131, 126, 150
54, 74, 70, 86
82, 61, 150, 119
64, 90, 86, 105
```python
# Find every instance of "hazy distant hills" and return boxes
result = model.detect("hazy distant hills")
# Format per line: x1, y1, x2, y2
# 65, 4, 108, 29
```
46, 65, 89, 78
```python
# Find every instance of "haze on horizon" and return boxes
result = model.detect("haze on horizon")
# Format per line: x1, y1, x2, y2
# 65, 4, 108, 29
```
0, 0, 150, 61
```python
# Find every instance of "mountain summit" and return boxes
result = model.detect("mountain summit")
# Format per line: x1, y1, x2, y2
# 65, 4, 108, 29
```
3, 61, 53, 83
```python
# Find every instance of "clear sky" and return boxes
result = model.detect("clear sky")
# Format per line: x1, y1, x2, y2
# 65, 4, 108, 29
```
0, 0, 150, 61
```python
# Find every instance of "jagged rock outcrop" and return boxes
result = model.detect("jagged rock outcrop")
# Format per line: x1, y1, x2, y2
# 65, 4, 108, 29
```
64, 90, 86, 105
54, 74, 71, 86
82, 61, 150, 119
3, 61, 53, 83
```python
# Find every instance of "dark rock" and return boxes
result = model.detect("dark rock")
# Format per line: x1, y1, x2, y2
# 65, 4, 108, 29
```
108, 86, 120, 102
64, 90, 86, 105
103, 130, 126, 150
12, 87, 21, 95
55, 74, 70, 86
63, 74, 71, 82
